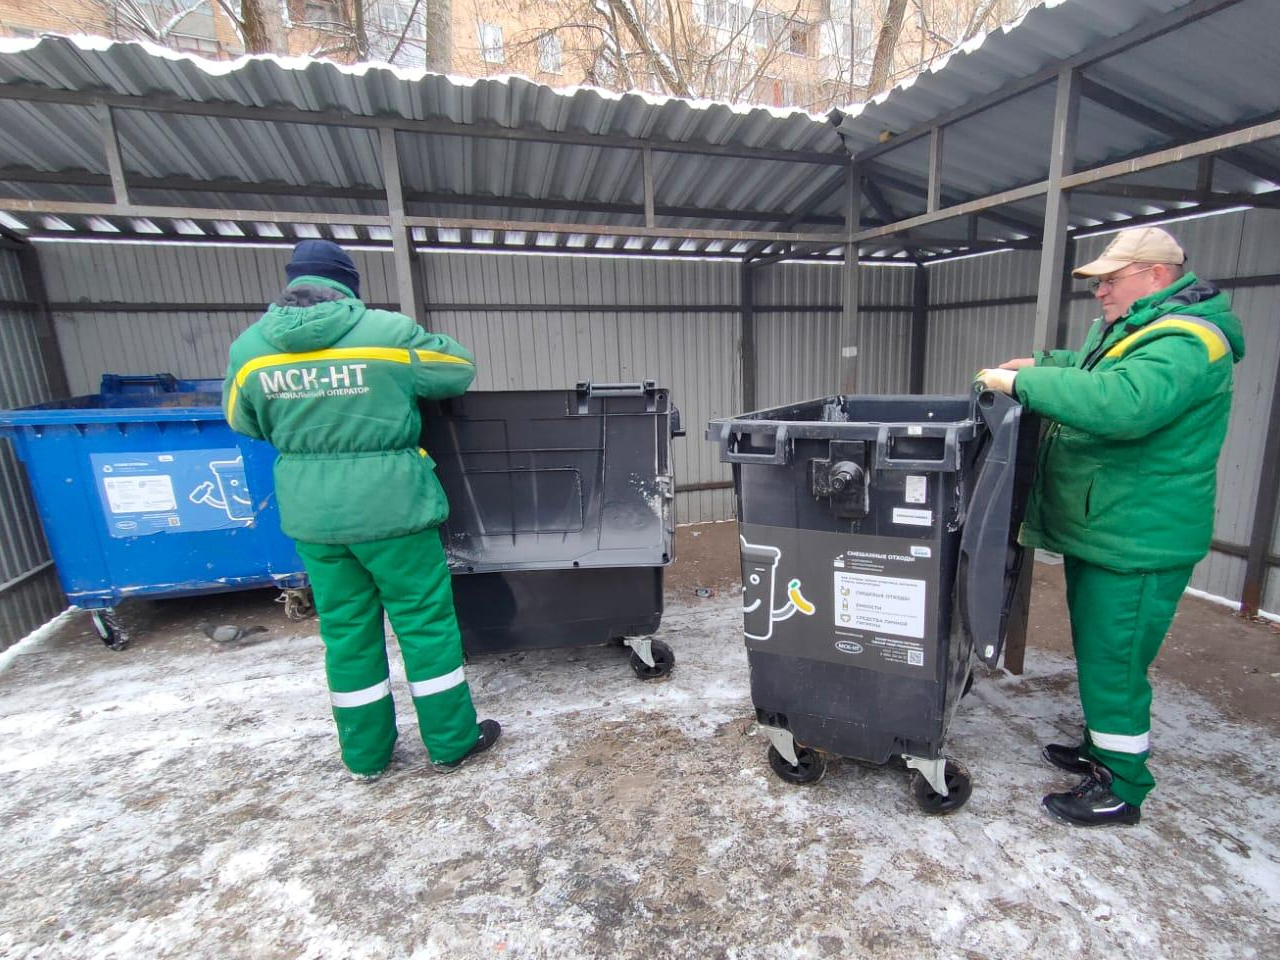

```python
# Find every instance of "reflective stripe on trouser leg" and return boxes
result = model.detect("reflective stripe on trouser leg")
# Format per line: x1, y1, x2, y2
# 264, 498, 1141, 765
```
351, 528, 479, 765
296, 539, 399, 777
1063, 556, 1193, 807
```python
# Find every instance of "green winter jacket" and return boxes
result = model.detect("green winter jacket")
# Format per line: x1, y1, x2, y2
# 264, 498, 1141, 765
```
1015, 272, 1244, 572
222, 276, 475, 545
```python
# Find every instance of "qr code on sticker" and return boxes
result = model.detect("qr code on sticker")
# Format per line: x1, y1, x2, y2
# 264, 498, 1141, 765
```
908, 650, 924, 667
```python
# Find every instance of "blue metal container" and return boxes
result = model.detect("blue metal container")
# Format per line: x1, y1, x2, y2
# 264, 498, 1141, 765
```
0, 375, 305, 646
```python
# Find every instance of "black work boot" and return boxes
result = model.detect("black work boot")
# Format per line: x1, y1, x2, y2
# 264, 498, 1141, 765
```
1042, 765, 1141, 827
433, 719, 502, 772
1042, 741, 1093, 775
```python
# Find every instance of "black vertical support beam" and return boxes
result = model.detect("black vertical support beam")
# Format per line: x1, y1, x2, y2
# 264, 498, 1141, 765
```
909, 263, 929, 393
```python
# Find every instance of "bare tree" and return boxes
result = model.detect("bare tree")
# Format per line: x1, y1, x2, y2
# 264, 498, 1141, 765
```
423, 0, 451, 70
224, 0, 289, 53
866, 0, 908, 96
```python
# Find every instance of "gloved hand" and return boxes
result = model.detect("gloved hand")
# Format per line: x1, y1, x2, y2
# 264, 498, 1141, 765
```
975, 368, 1017, 396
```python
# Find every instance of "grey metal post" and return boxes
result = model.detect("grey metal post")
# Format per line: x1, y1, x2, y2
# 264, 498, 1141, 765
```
909, 264, 929, 393
642, 147, 656, 229
380, 127, 419, 318
840, 164, 862, 393
1240, 348, 1280, 617
741, 261, 757, 412
927, 127, 944, 214
96, 102, 129, 205
14, 239, 70, 400
1032, 67, 1080, 352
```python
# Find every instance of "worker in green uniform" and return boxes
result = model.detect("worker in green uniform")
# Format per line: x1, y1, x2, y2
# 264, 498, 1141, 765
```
223, 239, 500, 781
977, 226, 1244, 826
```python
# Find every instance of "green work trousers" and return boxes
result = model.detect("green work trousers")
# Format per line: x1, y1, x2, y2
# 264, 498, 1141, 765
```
296, 527, 479, 775
1063, 555, 1194, 807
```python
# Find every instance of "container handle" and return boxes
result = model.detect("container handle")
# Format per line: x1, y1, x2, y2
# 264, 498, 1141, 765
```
575, 381, 658, 413
873, 425, 961, 471
575, 381, 656, 398
717, 422, 791, 465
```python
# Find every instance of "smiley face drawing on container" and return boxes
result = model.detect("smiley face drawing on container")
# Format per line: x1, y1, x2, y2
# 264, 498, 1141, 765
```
740, 535, 815, 641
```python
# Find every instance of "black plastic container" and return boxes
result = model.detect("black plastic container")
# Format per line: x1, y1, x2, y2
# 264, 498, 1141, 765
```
708, 390, 1037, 810
424, 381, 682, 680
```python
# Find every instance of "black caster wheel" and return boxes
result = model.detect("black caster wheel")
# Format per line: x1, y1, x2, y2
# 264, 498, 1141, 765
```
962, 670, 975, 698
767, 744, 827, 785
90, 609, 129, 651
910, 759, 972, 815
629, 639, 674, 680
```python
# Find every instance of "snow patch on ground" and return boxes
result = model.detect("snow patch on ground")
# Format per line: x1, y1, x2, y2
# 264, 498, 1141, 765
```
0, 597, 1277, 958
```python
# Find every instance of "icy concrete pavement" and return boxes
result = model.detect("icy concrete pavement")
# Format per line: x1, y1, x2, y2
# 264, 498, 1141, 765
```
0, 595, 1277, 959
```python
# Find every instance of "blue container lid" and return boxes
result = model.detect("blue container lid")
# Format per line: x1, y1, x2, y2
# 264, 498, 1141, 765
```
0, 374, 225, 428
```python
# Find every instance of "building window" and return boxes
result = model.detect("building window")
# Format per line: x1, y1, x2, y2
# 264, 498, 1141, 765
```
374, 0, 410, 32
788, 20, 812, 57
303, 0, 340, 27
172, 34, 221, 56
853, 19, 875, 61
754, 12, 780, 47
479, 22, 504, 64
704, 0, 726, 28
537, 35, 563, 74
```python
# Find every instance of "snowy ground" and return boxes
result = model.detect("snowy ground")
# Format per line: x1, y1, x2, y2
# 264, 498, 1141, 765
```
1, 591, 1278, 960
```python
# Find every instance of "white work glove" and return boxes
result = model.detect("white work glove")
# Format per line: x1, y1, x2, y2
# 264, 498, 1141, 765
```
974, 368, 1017, 396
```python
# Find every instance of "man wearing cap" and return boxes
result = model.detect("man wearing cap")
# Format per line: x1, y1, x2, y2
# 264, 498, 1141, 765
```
223, 239, 501, 781
977, 226, 1245, 827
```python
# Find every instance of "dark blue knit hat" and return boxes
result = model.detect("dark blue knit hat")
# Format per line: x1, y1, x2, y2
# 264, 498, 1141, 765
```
285, 239, 360, 298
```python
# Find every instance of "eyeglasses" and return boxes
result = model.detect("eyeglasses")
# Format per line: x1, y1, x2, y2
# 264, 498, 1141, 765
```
1087, 265, 1157, 293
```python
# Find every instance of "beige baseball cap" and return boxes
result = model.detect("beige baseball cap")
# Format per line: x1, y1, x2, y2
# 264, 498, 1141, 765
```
1072, 226, 1186, 278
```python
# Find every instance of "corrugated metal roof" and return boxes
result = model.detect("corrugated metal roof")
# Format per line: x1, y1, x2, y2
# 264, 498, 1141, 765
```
0, 0, 1276, 259
831, 0, 1280, 245
0, 35, 852, 256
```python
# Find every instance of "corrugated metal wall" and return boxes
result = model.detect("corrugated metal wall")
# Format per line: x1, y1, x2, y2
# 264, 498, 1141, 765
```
420, 254, 741, 523
752, 262, 915, 406
0, 245, 65, 652
21, 212, 1278, 611
921, 209, 1279, 609
35, 243, 741, 524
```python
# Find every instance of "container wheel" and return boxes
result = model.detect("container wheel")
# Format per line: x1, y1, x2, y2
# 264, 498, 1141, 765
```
282, 588, 315, 621
90, 609, 129, 651
629, 639, 675, 680
767, 744, 826, 785
910, 759, 972, 815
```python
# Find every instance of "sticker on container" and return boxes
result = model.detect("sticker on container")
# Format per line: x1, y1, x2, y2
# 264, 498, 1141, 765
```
92, 449, 256, 538
905, 475, 927, 504
833, 571, 926, 639
102, 475, 176, 514
892, 507, 933, 527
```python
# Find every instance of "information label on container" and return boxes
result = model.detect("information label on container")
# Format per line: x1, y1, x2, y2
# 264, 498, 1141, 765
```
833, 571, 925, 638
91, 449, 256, 538
904, 475, 927, 504
739, 524, 939, 678
892, 507, 933, 526
103, 475, 176, 514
